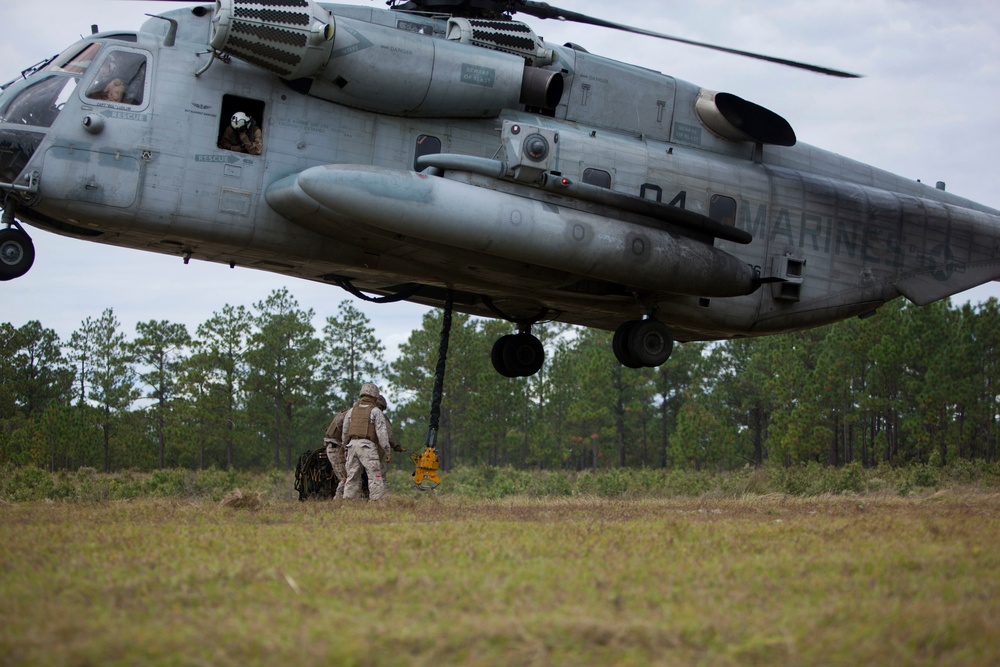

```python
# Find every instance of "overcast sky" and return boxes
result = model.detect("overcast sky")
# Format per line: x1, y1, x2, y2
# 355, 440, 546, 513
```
3, 0, 1000, 360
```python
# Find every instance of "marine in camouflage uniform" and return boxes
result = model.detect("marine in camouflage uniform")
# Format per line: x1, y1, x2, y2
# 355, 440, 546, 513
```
323, 409, 348, 499
342, 383, 393, 500
375, 394, 406, 489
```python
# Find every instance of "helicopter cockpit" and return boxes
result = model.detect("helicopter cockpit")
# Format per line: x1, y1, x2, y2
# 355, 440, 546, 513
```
0, 73, 73, 187
0, 42, 100, 127
0, 76, 77, 129
0, 38, 149, 188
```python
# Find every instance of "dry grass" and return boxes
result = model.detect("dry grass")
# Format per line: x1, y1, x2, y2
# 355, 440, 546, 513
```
219, 488, 264, 511
1, 493, 998, 666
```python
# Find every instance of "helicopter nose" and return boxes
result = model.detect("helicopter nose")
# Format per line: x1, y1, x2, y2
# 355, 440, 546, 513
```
0, 128, 45, 187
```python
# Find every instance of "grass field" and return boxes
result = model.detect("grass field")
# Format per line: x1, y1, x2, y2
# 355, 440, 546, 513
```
2, 490, 998, 666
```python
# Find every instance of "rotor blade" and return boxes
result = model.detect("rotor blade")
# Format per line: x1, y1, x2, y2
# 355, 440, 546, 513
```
520, 1, 861, 78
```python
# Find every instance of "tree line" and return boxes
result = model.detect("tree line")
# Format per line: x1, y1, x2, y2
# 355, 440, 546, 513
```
3, 289, 998, 472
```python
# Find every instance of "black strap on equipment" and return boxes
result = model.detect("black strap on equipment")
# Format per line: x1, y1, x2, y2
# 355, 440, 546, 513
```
426, 290, 454, 449
332, 276, 424, 304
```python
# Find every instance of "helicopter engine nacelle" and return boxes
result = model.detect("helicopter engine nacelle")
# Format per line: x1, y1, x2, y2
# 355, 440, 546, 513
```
445, 17, 555, 67
209, 0, 336, 80
307, 16, 562, 118
695, 90, 796, 147
208, 1, 562, 118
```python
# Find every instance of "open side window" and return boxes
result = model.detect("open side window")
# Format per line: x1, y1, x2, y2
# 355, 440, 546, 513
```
217, 94, 266, 155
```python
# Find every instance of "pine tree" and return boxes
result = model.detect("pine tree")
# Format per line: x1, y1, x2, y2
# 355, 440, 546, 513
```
132, 320, 191, 468
187, 304, 252, 469
246, 288, 320, 469
319, 300, 386, 410
86, 308, 140, 472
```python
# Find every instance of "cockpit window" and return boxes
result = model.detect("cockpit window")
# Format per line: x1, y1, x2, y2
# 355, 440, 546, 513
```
0, 76, 77, 128
85, 50, 147, 105
48, 43, 102, 75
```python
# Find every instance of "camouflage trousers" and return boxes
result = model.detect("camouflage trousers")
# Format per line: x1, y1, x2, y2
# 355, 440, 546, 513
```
344, 440, 388, 500
325, 442, 347, 498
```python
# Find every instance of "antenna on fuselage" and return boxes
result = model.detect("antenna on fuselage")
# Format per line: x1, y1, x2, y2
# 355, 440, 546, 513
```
144, 15, 179, 47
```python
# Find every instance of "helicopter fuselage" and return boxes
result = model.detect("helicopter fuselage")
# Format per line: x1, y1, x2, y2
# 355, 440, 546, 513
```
2, 2, 999, 374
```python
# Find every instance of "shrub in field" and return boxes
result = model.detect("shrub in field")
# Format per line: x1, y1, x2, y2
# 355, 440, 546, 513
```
590, 468, 632, 497
2, 460, 1000, 502
106, 470, 143, 499
147, 469, 198, 497
625, 468, 680, 496
726, 466, 771, 496
657, 468, 717, 497
446, 465, 533, 498
910, 464, 940, 490
51, 470, 78, 500
0, 464, 54, 501
0, 465, 290, 502
946, 457, 982, 484
771, 465, 807, 495
74, 466, 112, 501
192, 467, 243, 500
525, 470, 574, 496
830, 461, 866, 494
980, 460, 1000, 484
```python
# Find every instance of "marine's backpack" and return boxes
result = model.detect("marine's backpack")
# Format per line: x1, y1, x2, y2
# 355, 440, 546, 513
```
294, 448, 335, 501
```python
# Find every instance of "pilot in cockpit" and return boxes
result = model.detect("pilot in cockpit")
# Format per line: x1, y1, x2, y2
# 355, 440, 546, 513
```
102, 78, 125, 103
87, 54, 122, 102
85, 52, 139, 105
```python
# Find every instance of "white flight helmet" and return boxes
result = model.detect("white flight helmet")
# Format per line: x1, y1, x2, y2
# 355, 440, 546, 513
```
231, 111, 251, 130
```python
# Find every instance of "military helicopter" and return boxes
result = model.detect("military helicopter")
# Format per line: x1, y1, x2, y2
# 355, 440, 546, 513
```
2, 0, 999, 379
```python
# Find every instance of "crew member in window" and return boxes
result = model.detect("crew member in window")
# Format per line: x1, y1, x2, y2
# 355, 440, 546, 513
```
219, 111, 262, 156
103, 78, 126, 103
86, 53, 142, 105
88, 54, 120, 101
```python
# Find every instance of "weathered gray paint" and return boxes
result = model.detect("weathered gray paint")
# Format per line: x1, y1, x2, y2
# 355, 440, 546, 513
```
3, 0, 1000, 348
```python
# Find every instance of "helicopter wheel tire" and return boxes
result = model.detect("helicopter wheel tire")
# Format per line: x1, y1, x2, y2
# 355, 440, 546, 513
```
502, 332, 545, 377
612, 320, 643, 368
491, 335, 518, 377
628, 319, 674, 367
0, 228, 35, 281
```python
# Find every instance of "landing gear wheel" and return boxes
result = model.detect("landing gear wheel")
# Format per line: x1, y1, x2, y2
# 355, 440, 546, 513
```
612, 320, 643, 368
613, 318, 674, 368
491, 334, 518, 377
491, 332, 545, 377
0, 228, 35, 281
628, 319, 674, 367
503, 332, 545, 377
